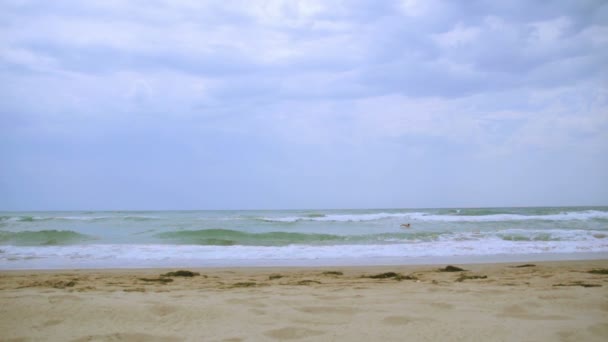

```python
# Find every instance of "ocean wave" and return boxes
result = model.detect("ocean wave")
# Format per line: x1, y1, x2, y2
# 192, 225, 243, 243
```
0, 216, 53, 222
120, 216, 161, 221
155, 227, 608, 247
407, 210, 608, 222
0, 215, 160, 223
260, 213, 412, 223
493, 229, 606, 242
0, 230, 94, 246
155, 229, 445, 246
2, 239, 607, 269
260, 210, 608, 223
156, 229, 347, 246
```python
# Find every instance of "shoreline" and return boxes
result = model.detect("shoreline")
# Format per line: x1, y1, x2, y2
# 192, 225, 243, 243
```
2, 251, 607, 271
2, 259, 607, 341
2, 258, 608, 276
2, 258, 607, 279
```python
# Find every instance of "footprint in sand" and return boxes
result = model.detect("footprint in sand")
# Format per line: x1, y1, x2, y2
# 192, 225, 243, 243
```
498, 304, 569, 320
249, 308, 266, 315
70, 332, 181, 342
295, 306, 353, 315
588, 323, 608, 337
263, 327, 325, 340
382, 316, 414, 325
48, 294, 83, 304
226, 298, 267, 308
36, 319, 63, 329
148, 304, 178, 317
429, 302, 454, 310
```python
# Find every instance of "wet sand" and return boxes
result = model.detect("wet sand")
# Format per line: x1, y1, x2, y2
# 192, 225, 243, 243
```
1, 260, 607, 341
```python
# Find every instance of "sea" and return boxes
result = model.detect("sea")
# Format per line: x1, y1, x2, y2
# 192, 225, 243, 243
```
1, 207, 607, 269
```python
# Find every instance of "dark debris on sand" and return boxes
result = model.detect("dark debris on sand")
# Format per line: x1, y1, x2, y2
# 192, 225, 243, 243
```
138, 278, 173, 284
161, 270, 200, 277
52, 280, 77, 288
296, 280, 322, 285
439, 265, 467, 272
588, 269, 608, 275
230, 282, 257, 288
456, 274, 488, 282
364, 272, 417, 281
27, 280, 78, 289
553, 281, 602, 288
366, 272, 400, 279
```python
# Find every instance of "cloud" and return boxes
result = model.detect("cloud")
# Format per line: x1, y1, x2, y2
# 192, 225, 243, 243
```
1, 0, 607, 209
2, 1, 605, 98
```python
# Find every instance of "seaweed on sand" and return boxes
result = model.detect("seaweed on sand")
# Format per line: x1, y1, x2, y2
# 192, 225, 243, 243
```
456, 274, 488, 282
296, 280, 322, 285
161, 270, 200, 277
30, 280, 78, 289
364, 272, 417, 281
138, 278, 173, 284
231, 282, 257, 288
366, 272, 401, 279
588, 269, 608, 275
553, 281, 601, 288
438, 265, 466, 272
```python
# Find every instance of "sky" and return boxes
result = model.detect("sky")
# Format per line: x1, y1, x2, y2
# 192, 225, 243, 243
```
1, 0, 607, 211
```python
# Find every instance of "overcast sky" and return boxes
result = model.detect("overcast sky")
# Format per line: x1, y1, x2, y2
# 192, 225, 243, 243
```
1, 0, 607, 211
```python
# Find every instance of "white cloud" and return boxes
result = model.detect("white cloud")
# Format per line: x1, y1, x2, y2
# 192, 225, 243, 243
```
0, 46, 58, 72
529, 16, 571, 44
1, 0, 607, 209
397, 0, 438, 17
433, 23, 480, 48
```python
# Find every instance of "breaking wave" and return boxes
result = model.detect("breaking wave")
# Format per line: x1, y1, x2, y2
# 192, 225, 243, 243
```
260, 210, 608, 223
0, 215, 160, 223
156, 229, 443, 246
0, 230, 93, 246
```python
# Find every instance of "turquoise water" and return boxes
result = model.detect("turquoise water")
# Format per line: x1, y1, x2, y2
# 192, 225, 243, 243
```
1, 207, 607, 269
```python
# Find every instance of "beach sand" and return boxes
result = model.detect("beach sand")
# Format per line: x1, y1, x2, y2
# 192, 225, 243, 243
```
1, 260, 607, 341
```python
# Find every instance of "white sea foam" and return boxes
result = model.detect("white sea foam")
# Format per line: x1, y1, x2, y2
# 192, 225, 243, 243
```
262, 213, 413, 222
57, 216, 110, 221
261, 210, 608, 223
407, 210, 608, 222
2, 236, 607, 269
0, 215, 162, 222
2, 207, 607, 269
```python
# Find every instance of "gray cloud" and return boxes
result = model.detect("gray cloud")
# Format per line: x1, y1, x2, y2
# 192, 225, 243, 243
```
1, 0, 607, 210
3, 1, 605, 100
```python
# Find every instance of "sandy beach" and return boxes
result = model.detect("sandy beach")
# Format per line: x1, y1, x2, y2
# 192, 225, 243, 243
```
1, 260, 607, 341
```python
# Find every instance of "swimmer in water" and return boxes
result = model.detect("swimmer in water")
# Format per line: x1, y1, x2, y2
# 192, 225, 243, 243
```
400, 223, 411, 228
